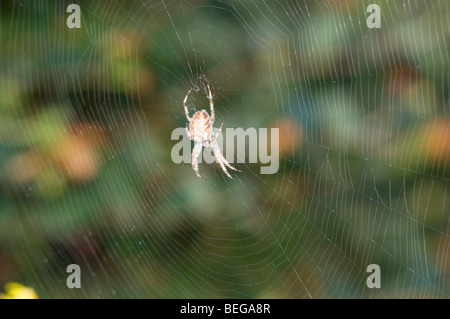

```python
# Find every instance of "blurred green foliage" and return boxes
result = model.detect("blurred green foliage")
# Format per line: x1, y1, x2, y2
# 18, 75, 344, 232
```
1, 0, 450, 298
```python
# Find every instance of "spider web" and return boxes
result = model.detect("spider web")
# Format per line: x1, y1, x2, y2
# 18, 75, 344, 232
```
1, 0, 450, 298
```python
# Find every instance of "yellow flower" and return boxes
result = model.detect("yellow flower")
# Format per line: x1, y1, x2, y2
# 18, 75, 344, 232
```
0, 282, 38, 299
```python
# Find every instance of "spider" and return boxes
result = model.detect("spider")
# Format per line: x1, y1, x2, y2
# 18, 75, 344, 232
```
184, 84, 241, 180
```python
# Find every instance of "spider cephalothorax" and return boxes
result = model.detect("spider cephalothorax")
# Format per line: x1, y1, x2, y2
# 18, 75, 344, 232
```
184, 84, 241, 180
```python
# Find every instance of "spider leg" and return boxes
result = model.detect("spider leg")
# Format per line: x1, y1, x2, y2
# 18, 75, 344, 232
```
192, 142, 207, 180
183, 89, 192, 121
212, 142, 241, 180
211, 123, 223, 142
212, 142, 241, 172
207, 84, 214, 124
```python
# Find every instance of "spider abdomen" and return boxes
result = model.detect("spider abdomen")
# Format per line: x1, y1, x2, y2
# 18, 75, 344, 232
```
190, 109, 212, 143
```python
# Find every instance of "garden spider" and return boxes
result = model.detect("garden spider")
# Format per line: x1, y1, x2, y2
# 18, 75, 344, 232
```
184, 85, 241, 180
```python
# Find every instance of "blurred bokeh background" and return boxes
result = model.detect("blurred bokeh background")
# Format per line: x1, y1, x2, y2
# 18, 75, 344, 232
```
1, 0, 450, 298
